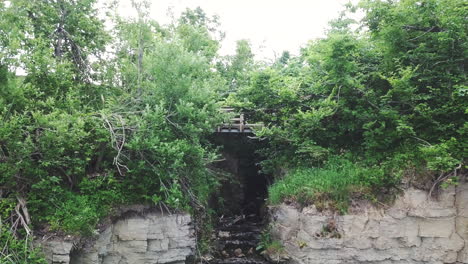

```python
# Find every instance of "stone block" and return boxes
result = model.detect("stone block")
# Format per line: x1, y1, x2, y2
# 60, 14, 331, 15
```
352, 248, 392, 262
147, 226, 165, 240
408, 206, 456, 218
411, 243, 447, 263
373, 237, 401, 250
168, 237, 195, 249
363, 219, 381, 238
148, 238, 169, 252
420, 233, 464, 252
113, 240, 147, 253
271, 205, 300, 228
457, 246, 468, 263
52, 254, 70, 263
115, 218, 148, 241
342, 215, 368, 237
46, 241, 73, 255
456, 216, 468, 239
300, 215, 328, 237
386, 195, 409, 219
444, 250, 459, 263
439, 185, 456, 207
386, 247, 412, 261
386, 207, 408, 219
403, 188, 428, 208
457, 183, 468, 217
70, 251, 99, 264
296, 230, 343, 249
419, 218, 455, 238
101, 254, 124, 264
118, 252, 146, 264
153, 247, 192, 263
343, 236, 373, 249
398, 234, 422, 247
379, 216, 408, 238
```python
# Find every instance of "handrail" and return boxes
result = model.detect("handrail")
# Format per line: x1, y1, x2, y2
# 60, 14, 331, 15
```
216, 110, 262, 133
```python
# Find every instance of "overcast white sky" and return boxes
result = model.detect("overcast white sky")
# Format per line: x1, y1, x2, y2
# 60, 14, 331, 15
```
112, 0, 358, 60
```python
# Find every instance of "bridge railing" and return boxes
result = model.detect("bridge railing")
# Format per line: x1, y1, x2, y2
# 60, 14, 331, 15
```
216, 108, 263, 133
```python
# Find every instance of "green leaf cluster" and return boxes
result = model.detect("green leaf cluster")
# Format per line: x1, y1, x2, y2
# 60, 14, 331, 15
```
0, 0, 225, 241
229, 0, 466, 207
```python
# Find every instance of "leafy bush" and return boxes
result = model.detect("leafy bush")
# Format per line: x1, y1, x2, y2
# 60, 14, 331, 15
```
228, 0, 466, 208
27, 175, 124, 235
0, 227, 47, 264
0, 0, 466, 259
0, 1, 225, 240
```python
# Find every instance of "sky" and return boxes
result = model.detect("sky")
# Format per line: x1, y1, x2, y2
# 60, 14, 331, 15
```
112, 0, 359, 60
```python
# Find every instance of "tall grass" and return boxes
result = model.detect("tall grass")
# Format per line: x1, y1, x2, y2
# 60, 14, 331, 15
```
268, 157, 385, 211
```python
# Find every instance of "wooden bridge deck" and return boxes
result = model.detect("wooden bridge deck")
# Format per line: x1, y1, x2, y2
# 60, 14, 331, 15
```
216, 107, 262, 134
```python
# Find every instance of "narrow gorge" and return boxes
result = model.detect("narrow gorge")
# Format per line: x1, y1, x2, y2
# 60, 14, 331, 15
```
1, 0, 465, 263
38, 180, 468, 264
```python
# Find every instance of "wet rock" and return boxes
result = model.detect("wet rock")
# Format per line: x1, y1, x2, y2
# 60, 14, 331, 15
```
210, 214, 271, 264
234, 248, 245, 257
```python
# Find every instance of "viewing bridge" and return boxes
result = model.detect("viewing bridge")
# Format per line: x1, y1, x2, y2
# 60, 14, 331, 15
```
216, 107, 262, 134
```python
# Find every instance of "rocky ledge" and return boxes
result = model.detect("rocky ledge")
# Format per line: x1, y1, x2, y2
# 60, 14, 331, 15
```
269, 182, 468, 264
38, 211, 195, 264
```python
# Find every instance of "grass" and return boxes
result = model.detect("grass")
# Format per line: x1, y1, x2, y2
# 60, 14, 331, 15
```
256, 227, 285, 256
268, 157, 384, 212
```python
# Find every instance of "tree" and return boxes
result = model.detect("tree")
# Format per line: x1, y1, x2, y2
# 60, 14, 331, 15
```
217, 39, 255, 93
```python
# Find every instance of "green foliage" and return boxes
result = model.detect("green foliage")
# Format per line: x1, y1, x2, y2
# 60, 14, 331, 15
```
256, 226, 285, 255
0, 0, 466, 258
228, 0, 466, 208
0, 226, 47, 264
27, 175, 124, 235
0, 0, 225, 242
419, 139, 462, 172
216, 39, 255, 95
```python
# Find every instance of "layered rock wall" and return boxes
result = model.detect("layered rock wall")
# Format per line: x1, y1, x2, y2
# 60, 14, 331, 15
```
270, 183, 468, 264
40, 212, 195, 264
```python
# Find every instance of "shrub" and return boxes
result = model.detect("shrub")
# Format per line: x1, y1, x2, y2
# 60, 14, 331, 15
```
0, 228, 47, 264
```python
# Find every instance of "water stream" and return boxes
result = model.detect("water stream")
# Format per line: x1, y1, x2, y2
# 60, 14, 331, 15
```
210, 214, 269, 264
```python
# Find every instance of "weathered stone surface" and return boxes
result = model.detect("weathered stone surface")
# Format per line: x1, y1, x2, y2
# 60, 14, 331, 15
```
419, 218, 454, 238
456, 184, 468, 263
148, 238, 169, 252
52, 254, 71, 264
43, 241, 74, 255
40, 211, 195, 264
458, 247, 468, 263
39, 240, 74, 264
300, 215, 328, 237
270, 205, 301, 241
269, 182, 468, 264
456, 184, 468, 217
409, 206, 456, 218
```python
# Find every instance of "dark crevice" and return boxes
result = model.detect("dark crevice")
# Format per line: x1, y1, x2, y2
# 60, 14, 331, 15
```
209, 134, 272, 264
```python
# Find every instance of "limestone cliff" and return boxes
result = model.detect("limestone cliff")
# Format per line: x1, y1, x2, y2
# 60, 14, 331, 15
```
39, 211, 195, 264
269, 183, 468, 264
